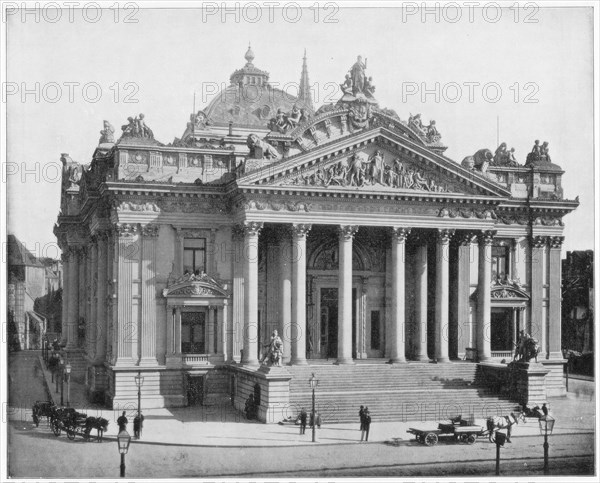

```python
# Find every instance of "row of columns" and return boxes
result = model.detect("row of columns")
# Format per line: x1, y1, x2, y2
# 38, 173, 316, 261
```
238, 222, 498, 366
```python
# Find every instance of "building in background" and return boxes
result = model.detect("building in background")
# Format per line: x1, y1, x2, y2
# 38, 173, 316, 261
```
7, 234, 62, 349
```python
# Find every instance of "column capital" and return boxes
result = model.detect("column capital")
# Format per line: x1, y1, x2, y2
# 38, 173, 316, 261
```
454, 231, 475, 247
291, 223, 312, 238
436, 228, 455, 244
141, 223, 160, 238
339, 225, 359, 240
243, 221, 263, 238
530, 235, 548, 248
477, 230, 497, 246
549, 236, 564, 249
114, 223, 139, 238
391, 227, 411, 242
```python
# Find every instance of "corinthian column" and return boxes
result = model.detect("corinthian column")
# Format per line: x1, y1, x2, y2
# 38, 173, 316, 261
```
241, 221, 263, 366
66, 247, 79, 349
140, 224, 159, 366
291, 224, 311, 365
60, 250, 69, 346
337, 225, 358, 364
279, 227, 292, 364
548, 236, 564, 359
435, 229, 454, 362
414, 237, 429, 361
390, 227, 410, 363
477, 230, 496, 362
95, 231, 108, 363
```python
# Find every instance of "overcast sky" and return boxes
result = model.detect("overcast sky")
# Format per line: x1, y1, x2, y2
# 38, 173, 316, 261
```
3, 2, 596, 257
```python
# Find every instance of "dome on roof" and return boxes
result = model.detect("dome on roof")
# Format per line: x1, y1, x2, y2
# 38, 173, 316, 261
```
203, 48, 314, 129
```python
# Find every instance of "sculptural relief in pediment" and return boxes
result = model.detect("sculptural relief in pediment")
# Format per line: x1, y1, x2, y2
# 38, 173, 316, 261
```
272, 146, 465, 194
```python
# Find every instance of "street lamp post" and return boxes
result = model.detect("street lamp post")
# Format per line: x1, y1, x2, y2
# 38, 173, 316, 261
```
538, 415, 555, 475
134, 372, 144, 417
117, 429, 132, 478
309, 373, 319, 443
65, 362, 72, 407
59, 358, 65, 406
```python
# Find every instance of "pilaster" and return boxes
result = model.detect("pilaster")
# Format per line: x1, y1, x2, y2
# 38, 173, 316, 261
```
140, 224, 159, 366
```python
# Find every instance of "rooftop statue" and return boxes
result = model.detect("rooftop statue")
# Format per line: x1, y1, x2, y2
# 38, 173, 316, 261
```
526, 139, 552, 165
425, 120, 441, 143
268, 105, 309, 134
247, 133, 280, 160
121, 113, 154, 140
350, 55, 367, 96
492, 142, 519, 167
462, 149, 493, 174
99, 120, 115, 144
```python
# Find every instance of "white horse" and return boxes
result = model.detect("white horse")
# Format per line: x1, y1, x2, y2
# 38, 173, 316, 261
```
486, 412, 526, 443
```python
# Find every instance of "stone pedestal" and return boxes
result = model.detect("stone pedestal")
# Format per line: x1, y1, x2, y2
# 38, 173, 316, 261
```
232, 365, 292, 424
512, 362, 550, 406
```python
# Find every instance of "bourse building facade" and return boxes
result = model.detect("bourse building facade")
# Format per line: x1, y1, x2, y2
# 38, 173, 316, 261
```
54, 48, 578, 417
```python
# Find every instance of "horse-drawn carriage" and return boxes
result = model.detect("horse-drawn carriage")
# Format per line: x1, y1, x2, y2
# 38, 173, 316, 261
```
32, 403, 109, 442
408, 412, 526, 446
408, 416, 486, 446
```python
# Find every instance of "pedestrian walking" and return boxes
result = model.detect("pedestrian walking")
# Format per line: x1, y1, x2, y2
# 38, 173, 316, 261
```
117, 411, 128, 432
133, 412, 144, 439
361, 408, 371, 442
359, 405, 365, 431
299, 408, 307, 435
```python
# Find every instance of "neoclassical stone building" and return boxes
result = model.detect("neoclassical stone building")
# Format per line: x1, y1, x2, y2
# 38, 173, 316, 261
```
54, 47, 578, 417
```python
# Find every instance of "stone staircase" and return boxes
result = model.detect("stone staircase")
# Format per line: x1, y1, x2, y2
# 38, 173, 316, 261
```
287, 361, 520, 423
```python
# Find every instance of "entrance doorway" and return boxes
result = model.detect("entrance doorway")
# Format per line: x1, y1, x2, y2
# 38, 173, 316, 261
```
319, 287, 357, 359
491, 309, 514, 352
187, 375, 204, 406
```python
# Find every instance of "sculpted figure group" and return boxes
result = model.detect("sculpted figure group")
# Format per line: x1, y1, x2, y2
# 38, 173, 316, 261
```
268, 104, 310, 133
492, 142, 519, 167
340, 55, 376, 99
408, 114, 441, 143
526, 139, 552, 164
293, 151, 446, 192
121, 114, 154, 140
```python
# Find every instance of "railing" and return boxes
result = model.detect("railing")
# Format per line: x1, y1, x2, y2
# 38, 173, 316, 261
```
491, 351, 513, 359
183, 354, 209, 365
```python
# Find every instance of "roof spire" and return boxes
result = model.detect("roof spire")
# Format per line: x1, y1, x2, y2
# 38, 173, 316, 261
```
245, 43, 255, 65
298, 49, 314, 111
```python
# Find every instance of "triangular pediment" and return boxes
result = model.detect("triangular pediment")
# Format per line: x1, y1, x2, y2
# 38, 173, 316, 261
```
236, 128, 511, 198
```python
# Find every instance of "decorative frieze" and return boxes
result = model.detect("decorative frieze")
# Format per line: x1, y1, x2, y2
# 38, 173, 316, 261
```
438, 207, 497, 220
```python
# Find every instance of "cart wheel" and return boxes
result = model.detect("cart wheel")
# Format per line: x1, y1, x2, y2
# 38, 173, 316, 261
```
460, 434, 469, 443
52, 422, 61, 436
424, 433, 438, 446
467, 434, 476, 445
67, 428, 76, 440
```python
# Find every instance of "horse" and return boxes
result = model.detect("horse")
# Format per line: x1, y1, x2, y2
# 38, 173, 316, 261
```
84, 417, 109, 442
486, 412, 525, 443
32, 401, 56, 427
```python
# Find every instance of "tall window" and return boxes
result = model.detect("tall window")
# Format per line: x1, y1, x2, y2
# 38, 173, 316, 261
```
183, 238, 206, 275
492, 245, 510, 281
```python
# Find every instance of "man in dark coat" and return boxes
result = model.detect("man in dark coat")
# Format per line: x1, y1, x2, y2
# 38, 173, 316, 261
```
117, 411, 128, 432
299, 408, 307, 435
359, 405, 365, 431
361, 408, 371, 441
133, 412, 144, 439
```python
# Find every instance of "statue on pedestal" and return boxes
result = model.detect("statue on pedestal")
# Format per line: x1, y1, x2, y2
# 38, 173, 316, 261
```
99, 120, 115, 144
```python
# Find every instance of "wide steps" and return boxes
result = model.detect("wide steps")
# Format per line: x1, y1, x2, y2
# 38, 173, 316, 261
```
286, 362, 519, 423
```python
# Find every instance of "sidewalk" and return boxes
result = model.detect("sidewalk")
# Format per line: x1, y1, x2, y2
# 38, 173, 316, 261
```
37, 355, 596, 448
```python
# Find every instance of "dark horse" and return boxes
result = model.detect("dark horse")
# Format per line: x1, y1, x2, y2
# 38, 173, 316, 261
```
32, 401, 56, 427
84, 417, 109, 442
